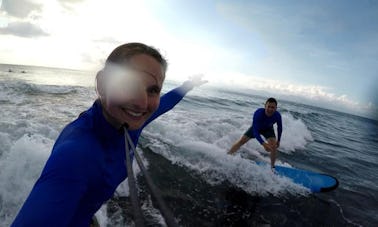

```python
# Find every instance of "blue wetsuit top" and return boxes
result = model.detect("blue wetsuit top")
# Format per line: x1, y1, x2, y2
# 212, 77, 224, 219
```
12, 83, 194, 227
252, 108, 282, 144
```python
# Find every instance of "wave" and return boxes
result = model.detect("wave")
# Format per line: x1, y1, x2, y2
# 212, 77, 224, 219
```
183, 95, 252, 112
140, 111, 314, 196
0, 133, 53, 226
0, 81, 78, 96
279, 113, 314, 153
141, 137, 310, 197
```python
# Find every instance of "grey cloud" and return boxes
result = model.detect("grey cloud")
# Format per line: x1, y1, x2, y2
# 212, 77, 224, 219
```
93, 37, 121, 45
1, 0, 42, 18
0, 21, 48, 37
58, 0, 85, 3
81, 52, 105, 66
58, 0, 85, 11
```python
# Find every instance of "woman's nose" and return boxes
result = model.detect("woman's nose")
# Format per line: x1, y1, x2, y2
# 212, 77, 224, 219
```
127, 83, 148, 110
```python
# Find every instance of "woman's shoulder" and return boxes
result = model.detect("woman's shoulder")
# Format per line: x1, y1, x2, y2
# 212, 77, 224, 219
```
44, 134, 102, 180
51, 113, 101, 163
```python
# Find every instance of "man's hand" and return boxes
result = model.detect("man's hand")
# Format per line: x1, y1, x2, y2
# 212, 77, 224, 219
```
262, 142, 274, 152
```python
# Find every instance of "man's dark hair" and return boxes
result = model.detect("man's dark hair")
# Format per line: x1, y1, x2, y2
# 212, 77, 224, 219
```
265, 97, 278, 105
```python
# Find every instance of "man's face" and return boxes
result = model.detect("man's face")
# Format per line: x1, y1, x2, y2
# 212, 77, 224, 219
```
101, 54, 165, 130
265, 101, 277, 117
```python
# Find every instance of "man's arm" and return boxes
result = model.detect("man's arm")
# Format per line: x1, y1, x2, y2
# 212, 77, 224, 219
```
252, 110, 265, 145
276, 113, 283, 146
253, 110, 275, 152
12, 144, 88, 226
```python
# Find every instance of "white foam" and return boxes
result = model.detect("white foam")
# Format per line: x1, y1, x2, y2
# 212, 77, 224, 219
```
140, 97, 316, 197
94, 204, 109, 227
114, 155, 142, 197
0, 132, 12, 156
278, 112, 314, 153
143, 127, 309, 197
0, 133, 53, 226
141, 194, 167, 226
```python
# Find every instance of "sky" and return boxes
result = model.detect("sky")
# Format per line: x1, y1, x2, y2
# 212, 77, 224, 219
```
0, 0, 377, 119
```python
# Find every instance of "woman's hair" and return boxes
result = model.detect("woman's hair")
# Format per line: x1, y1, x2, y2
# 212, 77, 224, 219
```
96, 42, 167, 100
106, 42, 167, 73
265, 97, 278, 105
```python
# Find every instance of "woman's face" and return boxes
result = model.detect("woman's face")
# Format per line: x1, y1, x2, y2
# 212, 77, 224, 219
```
100, 54, 165, 130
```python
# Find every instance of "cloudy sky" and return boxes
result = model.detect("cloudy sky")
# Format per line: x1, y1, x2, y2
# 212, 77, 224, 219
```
0, 0, 377, 118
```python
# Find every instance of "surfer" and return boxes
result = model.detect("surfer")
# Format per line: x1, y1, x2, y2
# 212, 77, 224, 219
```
12, 42, 206, 226
228, 98, 282, 170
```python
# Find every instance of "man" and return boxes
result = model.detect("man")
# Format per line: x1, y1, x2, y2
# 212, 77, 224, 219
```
12, 42, 206, 226
228, 97, 282, 170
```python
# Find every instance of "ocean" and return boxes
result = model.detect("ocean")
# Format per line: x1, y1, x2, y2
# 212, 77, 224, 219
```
0, 64, 377, 226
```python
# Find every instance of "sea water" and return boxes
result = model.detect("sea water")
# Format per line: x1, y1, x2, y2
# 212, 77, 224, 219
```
0, 64, 377, 226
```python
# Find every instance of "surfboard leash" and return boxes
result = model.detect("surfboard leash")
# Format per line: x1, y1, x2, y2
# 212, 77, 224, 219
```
124, 127, 145, 227
123, 125, 179, 227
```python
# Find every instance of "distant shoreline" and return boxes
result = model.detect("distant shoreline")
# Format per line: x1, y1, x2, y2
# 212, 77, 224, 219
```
0, 62, 92, 73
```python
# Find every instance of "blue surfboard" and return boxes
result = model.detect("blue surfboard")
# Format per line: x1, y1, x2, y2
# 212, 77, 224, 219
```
257, 162, 339, 193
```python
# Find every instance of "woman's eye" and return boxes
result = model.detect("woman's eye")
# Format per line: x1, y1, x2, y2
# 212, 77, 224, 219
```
148, 86, 160, 95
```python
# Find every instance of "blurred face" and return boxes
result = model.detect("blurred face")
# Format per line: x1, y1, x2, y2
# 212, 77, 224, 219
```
99, 54, 165, 130
265, 101, 277, 117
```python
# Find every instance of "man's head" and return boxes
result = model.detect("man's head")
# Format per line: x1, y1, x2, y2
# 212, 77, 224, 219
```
264, 97, 278, 117
96, 42, 167, 130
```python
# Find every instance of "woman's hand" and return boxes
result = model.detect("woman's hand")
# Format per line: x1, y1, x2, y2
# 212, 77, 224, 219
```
184, 74, 208, 88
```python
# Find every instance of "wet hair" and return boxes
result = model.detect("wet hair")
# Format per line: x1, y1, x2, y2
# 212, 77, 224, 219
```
265, 97, 278, 105
96, 43, 167, 100
105, 42, 167, 73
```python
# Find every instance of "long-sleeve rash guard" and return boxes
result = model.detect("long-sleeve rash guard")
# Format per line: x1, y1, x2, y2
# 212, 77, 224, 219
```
252, 108, 282, 145
12, 83, 194, 227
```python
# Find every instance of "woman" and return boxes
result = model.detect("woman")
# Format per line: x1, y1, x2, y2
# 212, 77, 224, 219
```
12, 43, 205, 226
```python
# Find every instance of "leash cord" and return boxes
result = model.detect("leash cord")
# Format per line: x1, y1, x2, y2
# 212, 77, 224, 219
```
124, 126, 178, 227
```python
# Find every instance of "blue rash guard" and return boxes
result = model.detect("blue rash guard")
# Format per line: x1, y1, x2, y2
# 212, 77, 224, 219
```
252, 108, 282, 144
12, 83, 194, 227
